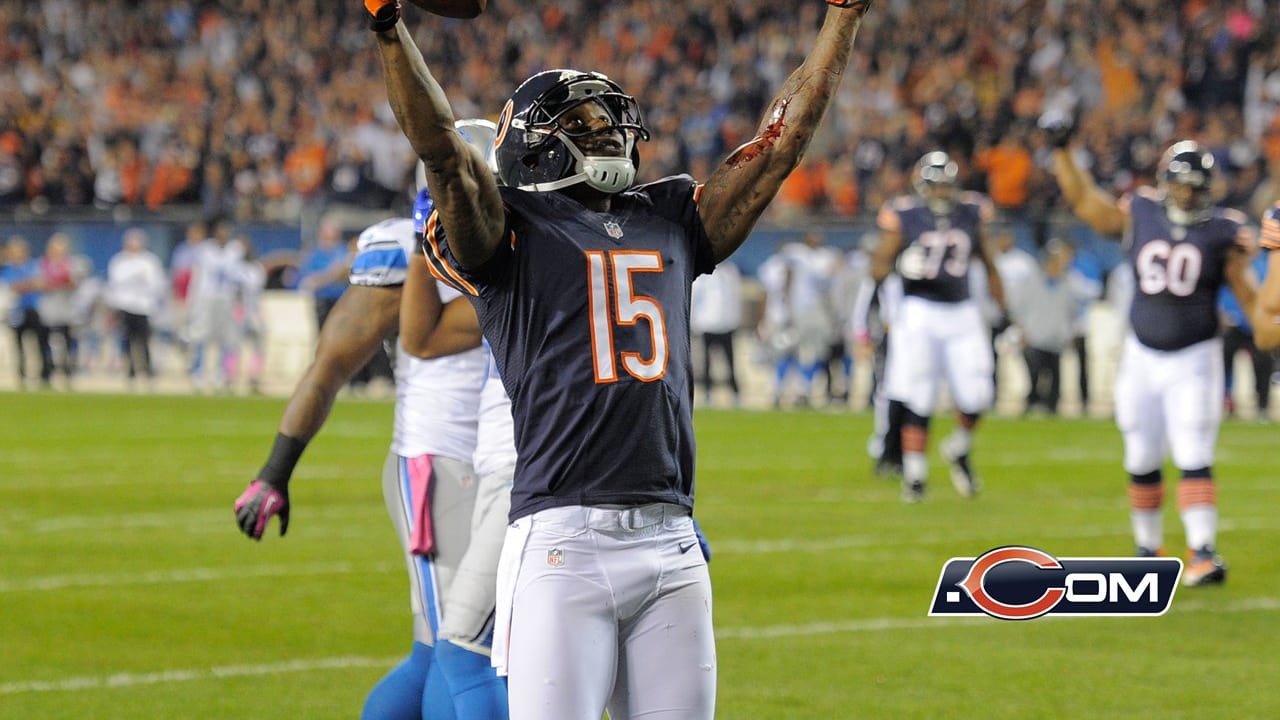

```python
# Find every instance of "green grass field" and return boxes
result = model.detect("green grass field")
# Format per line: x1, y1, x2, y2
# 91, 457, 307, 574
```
2, 391, 1277, 719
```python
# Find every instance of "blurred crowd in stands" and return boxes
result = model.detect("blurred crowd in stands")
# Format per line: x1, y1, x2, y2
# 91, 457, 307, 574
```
2, 0, 1280, 413
2, 0, 1279, 225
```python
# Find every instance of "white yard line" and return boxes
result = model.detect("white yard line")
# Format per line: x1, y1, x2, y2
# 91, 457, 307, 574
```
3, 596, 1275, 696
0, 561, 397, 593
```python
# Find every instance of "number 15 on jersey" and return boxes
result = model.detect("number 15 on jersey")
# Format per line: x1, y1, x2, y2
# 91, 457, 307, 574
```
586, 250, 669, 383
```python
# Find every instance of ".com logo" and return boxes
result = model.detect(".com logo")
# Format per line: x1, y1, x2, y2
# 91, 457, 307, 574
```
929, 546, 1183, 620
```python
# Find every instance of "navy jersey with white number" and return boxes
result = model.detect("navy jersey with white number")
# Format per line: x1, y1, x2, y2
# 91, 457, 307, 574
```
1125, 188, 1250, 351
877, 192, 993, 303
424, 176, 716, 522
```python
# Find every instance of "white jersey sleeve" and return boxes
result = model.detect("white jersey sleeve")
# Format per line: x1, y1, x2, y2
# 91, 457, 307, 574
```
350, 218, 415, 287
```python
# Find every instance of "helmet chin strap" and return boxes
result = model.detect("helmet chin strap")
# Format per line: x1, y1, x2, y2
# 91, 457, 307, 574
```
519, 134, 637, 194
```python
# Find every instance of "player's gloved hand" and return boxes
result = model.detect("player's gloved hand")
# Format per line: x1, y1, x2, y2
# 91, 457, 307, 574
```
365, 0, 401, 32
693, 517, 712, 563
235, 478, 290, 540
895, 243, 928, 280
235, 433, 307, 540
825, 0, 873, 12
1038, 112, 1075, 149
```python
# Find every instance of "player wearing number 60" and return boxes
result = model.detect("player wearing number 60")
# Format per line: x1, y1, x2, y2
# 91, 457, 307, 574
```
364, 0, 874, 718
1051, 135, 1257, 588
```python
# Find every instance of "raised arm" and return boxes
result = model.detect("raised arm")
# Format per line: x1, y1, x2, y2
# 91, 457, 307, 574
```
368, 3, 505, 268
697, 1, 872, 263
1050, 148, 1127, 238
1253, 251, 1280, 350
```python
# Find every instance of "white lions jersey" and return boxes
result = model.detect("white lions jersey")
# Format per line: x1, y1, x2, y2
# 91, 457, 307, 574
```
350, 217, 487, 461
473, 341, 517, 478
189, 239, 246, 301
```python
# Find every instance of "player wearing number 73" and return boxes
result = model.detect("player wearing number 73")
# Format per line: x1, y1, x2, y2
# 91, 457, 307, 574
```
364, 0, 874, 718
1051, 137, 1256, 587
869, 151, 1006, 505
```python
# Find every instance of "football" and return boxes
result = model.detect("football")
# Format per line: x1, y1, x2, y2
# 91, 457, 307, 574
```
405, 0, 488, 19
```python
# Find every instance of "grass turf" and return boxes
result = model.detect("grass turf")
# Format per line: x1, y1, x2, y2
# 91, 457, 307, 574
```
1, 391, 1277, 718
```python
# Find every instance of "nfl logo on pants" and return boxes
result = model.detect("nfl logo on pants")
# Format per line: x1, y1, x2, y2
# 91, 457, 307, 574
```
547, 548, 565, 567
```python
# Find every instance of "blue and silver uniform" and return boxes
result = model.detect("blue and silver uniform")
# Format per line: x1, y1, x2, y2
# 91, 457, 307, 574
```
878, 192, 991, 303
424, 175, 716, 522
1125, 189, 1250, 351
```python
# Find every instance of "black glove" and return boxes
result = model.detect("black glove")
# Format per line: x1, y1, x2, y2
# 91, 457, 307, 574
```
365, 0, 401, 33
234, 433, 306, 540
235, 478, 291, 539
1039, 114, 1075, 149
826, 0, 873, 11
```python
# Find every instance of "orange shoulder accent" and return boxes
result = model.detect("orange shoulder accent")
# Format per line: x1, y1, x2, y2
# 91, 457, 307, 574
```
423, 211, 479, 296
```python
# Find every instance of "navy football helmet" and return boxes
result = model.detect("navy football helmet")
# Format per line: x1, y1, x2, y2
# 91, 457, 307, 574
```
1159, 140, 1215, 226
912, 151, 960, 214
494, 69, 650, 193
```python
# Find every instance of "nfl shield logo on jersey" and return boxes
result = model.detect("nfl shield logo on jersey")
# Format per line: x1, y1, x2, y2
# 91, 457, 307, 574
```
547, 548, 565, 567
603, 221, 624, 238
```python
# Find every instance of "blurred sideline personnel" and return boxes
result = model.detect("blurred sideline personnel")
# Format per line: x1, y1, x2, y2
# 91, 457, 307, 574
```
105, 229, 167, 387
1218, 235, 1272, 419
1051, 133, 1256, 587
234, 124, 511, 720
690, 260, 743, 406
870, 151, 1006, 503
1255, 203, 1280, 351
366, 0, 873, 718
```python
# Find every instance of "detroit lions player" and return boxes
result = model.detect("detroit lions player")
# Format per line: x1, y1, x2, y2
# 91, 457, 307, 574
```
869, 151, 1006, 503
1052, 138, 1257, 586
233, 122, 508, 719
1254, 203, 1280, 350
365, 1, 874, 718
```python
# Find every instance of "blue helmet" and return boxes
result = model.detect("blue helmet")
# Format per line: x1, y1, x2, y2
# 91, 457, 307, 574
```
494, 69, 650, 194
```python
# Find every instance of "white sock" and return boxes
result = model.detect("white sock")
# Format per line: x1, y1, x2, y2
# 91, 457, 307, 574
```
1130, 510, 1163, 553
1181, 506, 1218, 554
904, 452, 928, 484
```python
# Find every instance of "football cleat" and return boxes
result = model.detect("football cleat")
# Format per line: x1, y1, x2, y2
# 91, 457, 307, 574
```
1135, 546, 1166, 558
940, 439, 980, 498
1182, 551, 1227, 587
901, 479, 925, 504
874, 456, 904, 480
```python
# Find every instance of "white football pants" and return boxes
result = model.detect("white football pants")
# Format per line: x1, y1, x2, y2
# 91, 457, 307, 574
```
493, 503, 715, 720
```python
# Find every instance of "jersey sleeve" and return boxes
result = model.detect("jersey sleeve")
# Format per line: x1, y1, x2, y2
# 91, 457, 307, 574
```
633, 175, 716, 277
421, 207, 516, 297
1262, 204, 1280, 251
349, 218, 415, 287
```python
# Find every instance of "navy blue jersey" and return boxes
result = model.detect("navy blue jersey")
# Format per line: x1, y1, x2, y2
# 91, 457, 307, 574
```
424, 175, 716, 522
1124, 188, 1251, 351
877, 192, 993, 303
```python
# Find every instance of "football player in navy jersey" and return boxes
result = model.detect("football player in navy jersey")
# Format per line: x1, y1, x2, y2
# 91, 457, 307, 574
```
1052, 136, 1257, 587
363, 1, 874, 718
1254, 203, 1280, 350
869, 151, 1006, 503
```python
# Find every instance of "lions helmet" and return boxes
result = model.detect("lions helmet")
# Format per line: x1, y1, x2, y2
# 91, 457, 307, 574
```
912, 151, 960, 215
494, 69, 650, 194
1159, 140, 1215, 226
414, 118, 499, 234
